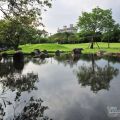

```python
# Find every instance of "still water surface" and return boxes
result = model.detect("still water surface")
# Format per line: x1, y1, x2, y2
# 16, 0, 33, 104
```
0, 54, 120, 120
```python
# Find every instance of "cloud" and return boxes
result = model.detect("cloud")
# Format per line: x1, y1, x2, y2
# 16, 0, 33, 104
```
42, 0, 120, 34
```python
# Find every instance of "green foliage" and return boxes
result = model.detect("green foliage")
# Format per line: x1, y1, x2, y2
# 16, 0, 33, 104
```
0, 0, 52, 27
102, 24, 120, 42
0, 0, 52, 49
77, 7, 115, 33
50, 32, 79, 44
0, 19, 43, 49
77, 7, 119, 48
77, 31, 101, 43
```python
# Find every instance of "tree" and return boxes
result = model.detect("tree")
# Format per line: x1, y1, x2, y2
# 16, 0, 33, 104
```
0, 0, 52, 49
68, 34, 79, 43
0, 19, 39, 49
77, 7, 115, 48
102, 24, 120, 44
50, 32, 78, 44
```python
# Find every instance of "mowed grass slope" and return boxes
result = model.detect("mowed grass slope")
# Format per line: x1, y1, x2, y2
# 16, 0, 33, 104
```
14, 42, 120, 53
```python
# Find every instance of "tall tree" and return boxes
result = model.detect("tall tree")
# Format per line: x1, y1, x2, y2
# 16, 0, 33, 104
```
77, 7, 115, 48
0, 0, 52, 49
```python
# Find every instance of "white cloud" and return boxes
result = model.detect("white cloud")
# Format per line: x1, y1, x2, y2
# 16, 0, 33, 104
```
42, 0, 120, 34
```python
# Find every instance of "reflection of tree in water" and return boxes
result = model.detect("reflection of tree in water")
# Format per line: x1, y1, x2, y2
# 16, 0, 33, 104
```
0, 60, 14, 77
0, 60, 38, 100
103, 56, 120, 64
0, 60, 52, 120
75, 54, 119, 93
54, 54, 80, 68
0, 96, 52, 120
54, 54, 101, 68
31, 58, 47, 65
1, 72, 38, 101
14, 97, 51, 120
13, 61, 24, 72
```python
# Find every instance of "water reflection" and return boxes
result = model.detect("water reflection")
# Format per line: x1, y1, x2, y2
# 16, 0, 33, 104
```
74, 54, 119, 93
0, 96, 51, 120
54, 54, 101, 68
0, 55, 120, 120
0, 59, 51, 120
54, 54, 80, 67
11, 97, 51, 120
31, 58, 47, 65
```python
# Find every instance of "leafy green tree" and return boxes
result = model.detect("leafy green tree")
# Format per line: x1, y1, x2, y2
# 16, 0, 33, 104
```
68, 34, 79, 43
50, 32, 78, 44
0, 0, 52, 49
0, 19, 39, 49
77, 7, 115, 48
102, 24, 120, 43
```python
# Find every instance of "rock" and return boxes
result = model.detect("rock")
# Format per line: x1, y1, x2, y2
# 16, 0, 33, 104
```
34, 49, 41, 55
42, 50, 49, 57
31, 52, 35, 56
72, 48, 83, 55
13, 51, 24, 62
55, 50, 61, 56
40, 52, 46, 59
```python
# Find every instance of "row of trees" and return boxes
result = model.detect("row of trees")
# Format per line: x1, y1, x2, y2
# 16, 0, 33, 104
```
49, 27, 120, 44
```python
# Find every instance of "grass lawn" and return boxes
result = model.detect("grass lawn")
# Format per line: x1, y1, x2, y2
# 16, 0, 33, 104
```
7, 42, 120, 54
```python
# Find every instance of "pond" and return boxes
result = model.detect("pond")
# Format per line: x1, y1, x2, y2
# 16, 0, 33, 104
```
0, 54, 120, 120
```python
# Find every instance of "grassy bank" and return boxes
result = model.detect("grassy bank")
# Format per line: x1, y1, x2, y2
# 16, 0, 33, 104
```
7, 42, 120, 54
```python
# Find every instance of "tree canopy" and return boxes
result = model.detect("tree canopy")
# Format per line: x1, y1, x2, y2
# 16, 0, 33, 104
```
77, 7, 115, 33
0, 0, 52, 26
77, 7, 118, 48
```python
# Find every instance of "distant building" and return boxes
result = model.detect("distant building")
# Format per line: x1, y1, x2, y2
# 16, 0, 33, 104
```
57, 24, 77, 33
40, 29, 48, 37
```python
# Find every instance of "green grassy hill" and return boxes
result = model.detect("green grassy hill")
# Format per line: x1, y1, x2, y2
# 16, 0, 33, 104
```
7, 42, 120, 54
21, 43, 120, 53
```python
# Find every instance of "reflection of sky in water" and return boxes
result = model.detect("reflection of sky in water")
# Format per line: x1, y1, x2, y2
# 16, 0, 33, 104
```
0, 57, 120, 120
22, 58, 120, 120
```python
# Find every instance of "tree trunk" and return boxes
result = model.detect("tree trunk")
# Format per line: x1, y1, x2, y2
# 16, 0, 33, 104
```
90, 37, 94, 49
108, 38, 110, 48
14, 36, 20, 50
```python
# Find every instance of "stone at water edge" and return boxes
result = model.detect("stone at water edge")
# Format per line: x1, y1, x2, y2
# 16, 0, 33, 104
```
13, 51, 24, 62
55, 50, 61, 56
72, 48, 83, 55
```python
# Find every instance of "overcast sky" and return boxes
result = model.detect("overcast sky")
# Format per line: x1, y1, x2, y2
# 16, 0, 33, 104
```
42, 0, 120, 34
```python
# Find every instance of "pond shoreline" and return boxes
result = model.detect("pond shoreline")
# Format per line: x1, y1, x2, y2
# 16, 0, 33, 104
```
0, 51, 120, 59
